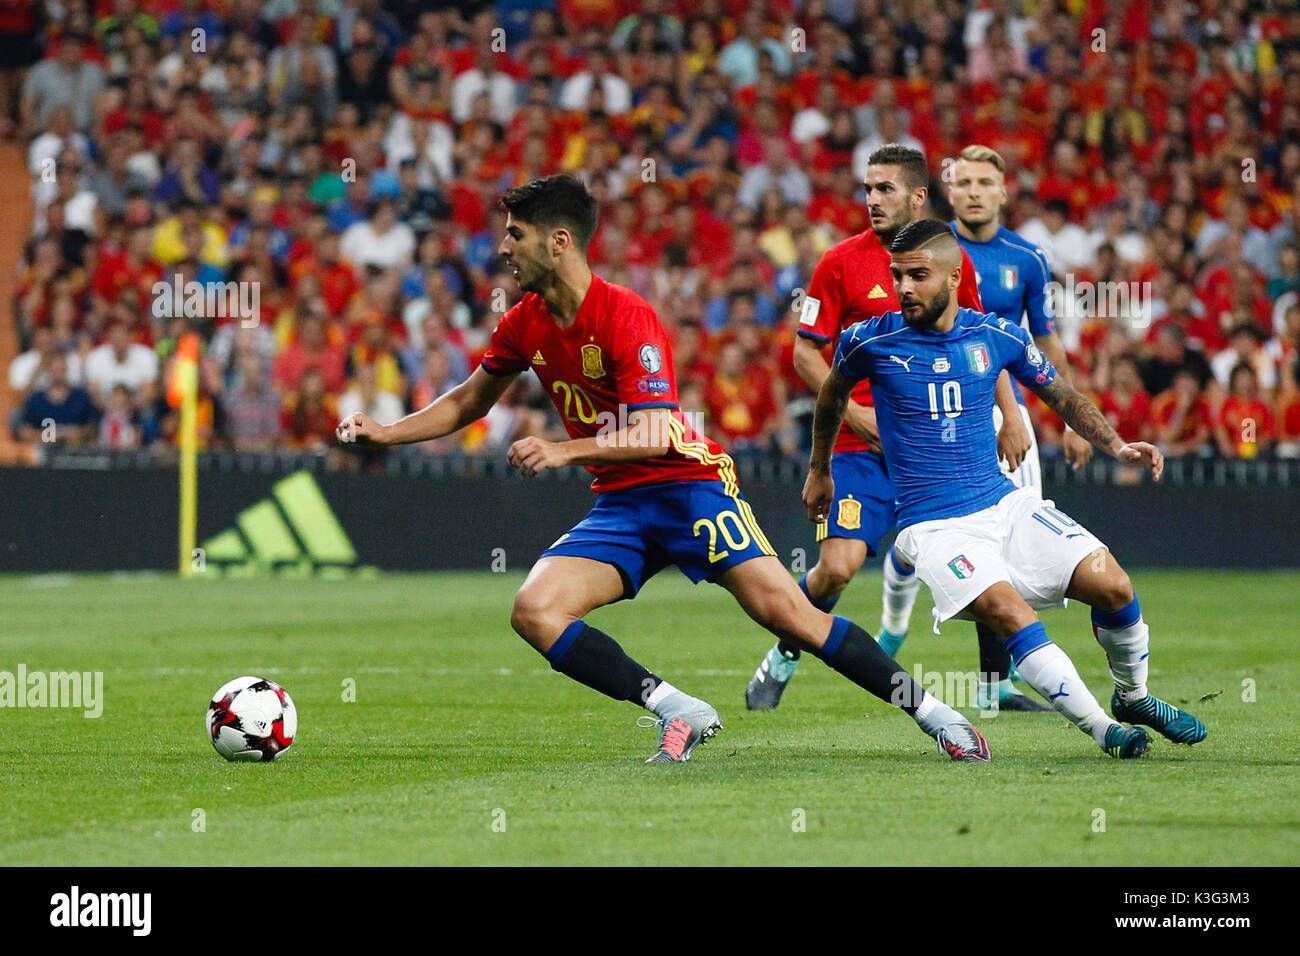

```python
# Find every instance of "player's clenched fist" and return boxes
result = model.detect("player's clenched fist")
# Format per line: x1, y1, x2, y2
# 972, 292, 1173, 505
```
802, 469, 835, 524
508, 436, 570, 477
336, 412, 389, 445
1116, 441, 1164, 481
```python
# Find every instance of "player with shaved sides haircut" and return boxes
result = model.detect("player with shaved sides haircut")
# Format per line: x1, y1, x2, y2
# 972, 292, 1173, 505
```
745, 145, 1035, 714
800, 216, 1207, 758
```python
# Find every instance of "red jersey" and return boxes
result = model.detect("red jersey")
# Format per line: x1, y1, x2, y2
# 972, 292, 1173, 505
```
481, 274, 732, 493
704, 366, 778, 445
1219, 396, 1274, 458
795, 228, 984, 454
1101, 388, 1152, 442
1151, 390, 1212, 445
1280, 396, 1300, 440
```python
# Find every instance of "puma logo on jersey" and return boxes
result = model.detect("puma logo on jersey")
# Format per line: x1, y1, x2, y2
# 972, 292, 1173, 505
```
532, 350, 546, 365
888, 355, 914, 372
867, 284, 888, 299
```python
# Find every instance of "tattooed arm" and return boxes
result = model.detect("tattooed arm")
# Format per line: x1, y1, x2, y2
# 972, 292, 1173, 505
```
803, 365, 854, 521
1032, 377, 1165, 480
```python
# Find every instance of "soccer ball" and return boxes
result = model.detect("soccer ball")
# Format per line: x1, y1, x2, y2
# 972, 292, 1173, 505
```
206, 676, 297, 762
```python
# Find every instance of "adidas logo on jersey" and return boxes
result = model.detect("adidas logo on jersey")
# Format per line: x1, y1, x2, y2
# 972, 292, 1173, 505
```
532, 351, 546, 365
867, 284, 888, 299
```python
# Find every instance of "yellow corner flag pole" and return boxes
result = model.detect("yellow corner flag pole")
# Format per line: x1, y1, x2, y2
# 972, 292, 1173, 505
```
169, 334, 200, 579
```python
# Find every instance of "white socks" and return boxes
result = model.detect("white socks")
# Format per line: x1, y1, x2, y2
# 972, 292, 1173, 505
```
1094, 617, 1151, 703
913, 692, 937, 723
1014, 642, 1116, 746
912, 691, 967, 738
881, 548, 920, 635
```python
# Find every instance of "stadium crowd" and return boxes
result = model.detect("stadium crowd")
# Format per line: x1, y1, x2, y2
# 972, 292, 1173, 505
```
5, 0, 1300, 465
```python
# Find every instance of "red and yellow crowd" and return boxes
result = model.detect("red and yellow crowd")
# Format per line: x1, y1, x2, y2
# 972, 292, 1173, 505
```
6, 0, 1300, 463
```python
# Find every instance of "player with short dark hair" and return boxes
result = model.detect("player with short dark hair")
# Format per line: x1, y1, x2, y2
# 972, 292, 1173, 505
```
802, 217, 1207, 757
497, 173, 600, 251
744, 144, 1034, 711
338, 175, 991, 763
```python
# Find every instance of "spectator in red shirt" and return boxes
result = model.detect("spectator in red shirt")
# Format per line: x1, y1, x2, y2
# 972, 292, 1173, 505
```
1145, 281, 1223, 354
1216, 362, 1275, 459
1100, 355, 1152, 443
790, 31, 856, 111
675, 316, 716, 383
271, 312, 347, 395
1037, 140, 1093, 220
305, 232, 360, 316
101, 74, 166, 146
280, 366, 338, 452
975, 96, 1047, 176
703, 339, 783, 452
808, 163, 869, 238
1276, 388, 1300, 458
1190, 37, 1247, 141
90, 226, 162, 320
1151, 368, 1213, 458
682, 134, 740, 207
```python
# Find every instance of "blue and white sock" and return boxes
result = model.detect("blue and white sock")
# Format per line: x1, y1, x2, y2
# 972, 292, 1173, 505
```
1007, 621, 1115, 746
881, 546, 919, 635
1092, 597, 1150, 704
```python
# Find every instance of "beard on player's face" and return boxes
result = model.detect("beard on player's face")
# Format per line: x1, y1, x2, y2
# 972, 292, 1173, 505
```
900, 281, 951, 327
872, 206, 912, 242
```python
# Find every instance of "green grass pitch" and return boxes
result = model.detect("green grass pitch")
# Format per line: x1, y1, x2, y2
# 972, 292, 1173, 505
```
1, 569, 1296, 866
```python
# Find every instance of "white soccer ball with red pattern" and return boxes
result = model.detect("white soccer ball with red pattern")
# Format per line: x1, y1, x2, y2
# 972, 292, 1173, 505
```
206, 676, 297, 762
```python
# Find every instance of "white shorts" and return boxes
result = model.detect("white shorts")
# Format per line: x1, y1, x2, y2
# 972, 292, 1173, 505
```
893, 486, 1105, 633
993, 402, 1042, 494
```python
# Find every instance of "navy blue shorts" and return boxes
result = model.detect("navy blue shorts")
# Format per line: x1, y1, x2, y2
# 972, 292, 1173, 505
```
541, 480, 777, 598
815, 450, 896, 556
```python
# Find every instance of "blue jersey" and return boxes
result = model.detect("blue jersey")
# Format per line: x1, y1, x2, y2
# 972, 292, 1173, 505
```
833, 307, 1058, 529
950, 223, 1055, 406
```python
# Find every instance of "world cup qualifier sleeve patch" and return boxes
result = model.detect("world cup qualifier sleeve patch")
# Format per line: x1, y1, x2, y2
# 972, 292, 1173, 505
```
947, 555, 975, 579
638, 344, 663, 373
